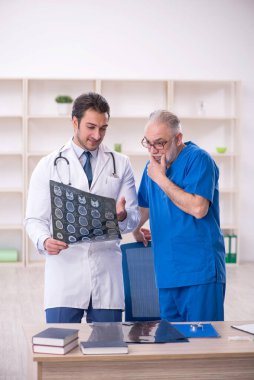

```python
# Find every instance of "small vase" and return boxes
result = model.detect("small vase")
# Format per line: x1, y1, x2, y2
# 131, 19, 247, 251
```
57, 103, 71, 116
114, 143, 122, 153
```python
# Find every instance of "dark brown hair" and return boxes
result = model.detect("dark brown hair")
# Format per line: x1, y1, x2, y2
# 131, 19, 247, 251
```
72, 92, 110, 125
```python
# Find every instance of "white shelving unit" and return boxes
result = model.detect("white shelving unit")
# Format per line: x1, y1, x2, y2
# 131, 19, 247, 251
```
0, 78, 240, 265
0, 79, 25, 266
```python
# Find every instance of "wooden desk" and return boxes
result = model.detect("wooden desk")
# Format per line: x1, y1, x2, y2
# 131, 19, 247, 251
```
24, 321, 254, 380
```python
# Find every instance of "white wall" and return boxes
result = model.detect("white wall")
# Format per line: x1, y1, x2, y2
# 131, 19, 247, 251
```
0, 0, 254, 261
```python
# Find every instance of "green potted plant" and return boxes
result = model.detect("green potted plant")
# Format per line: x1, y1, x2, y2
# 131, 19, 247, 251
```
55, 95, 73, 115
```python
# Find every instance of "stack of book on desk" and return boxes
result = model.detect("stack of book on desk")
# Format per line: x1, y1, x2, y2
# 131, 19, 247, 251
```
32, 327, 79, 355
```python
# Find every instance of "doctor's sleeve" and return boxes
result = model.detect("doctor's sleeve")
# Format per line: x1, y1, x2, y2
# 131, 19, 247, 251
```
24, 158, 52, 254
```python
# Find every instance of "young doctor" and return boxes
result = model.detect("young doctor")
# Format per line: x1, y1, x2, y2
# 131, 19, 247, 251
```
25, 92, 140, 323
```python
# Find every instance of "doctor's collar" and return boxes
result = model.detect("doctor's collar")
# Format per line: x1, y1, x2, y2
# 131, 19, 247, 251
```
71, 140, 98, 159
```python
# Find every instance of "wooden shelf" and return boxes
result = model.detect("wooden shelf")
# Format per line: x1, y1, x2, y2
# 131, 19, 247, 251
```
180, 116, 237, 121
221, 225, 238, 230
220, 188, 238, 193
0, 188, 23, 193
27, 151, 51, 157
27, 115, 71, 119
0, 152, 23, 156
0, 115, 23, 118
0, 225, 23, 230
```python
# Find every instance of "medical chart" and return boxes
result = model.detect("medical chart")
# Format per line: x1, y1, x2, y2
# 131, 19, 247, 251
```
50, 180, 122, 244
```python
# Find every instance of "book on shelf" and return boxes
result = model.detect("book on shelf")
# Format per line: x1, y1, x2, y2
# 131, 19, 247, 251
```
33, 338, 78, 355
80, 340, 128, 355
0, 249, 18, 262
230, 234, 237, 263
224, 234, 231, 263
80, 322, 128, 355
32, 327, 79, 347
224, 234, 237, 263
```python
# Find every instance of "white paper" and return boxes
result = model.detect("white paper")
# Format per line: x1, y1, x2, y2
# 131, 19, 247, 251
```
231, 324, 254, 335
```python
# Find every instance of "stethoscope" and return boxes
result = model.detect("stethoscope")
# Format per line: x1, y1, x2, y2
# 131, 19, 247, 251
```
54, 150, 117, 186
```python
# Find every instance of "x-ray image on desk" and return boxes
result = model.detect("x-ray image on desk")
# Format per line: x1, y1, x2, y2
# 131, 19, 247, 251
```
122, 320, 188, 343
50, 180, 122, 244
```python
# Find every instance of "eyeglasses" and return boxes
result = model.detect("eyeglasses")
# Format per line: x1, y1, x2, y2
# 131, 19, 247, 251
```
141, 137, 170, 150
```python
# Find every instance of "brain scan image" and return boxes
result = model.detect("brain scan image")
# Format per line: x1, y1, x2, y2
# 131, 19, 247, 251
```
80, 227, 89, 235
67, 224, 76, 234
55, 208, 63, 219
91, 209, 100, 218
93, 228, 103, 236
78, 195, 86, 204
66, 213, 75, 223
95, 235, 106, 241
57, 232, 63, 239
54, 185, 62, 196
108, 228, 118, 235
78, 205, 87, 216
66, 201, 75, 212
91, 199, 99, 208
54, 197, 63, 208
82, 236, 91, 242
79, 216, 88, 226
56, 220, 63, 229
66, 190, 74, 200
105, 211, 114, 220
106, 220, 116, 228
92, 219, 102, 228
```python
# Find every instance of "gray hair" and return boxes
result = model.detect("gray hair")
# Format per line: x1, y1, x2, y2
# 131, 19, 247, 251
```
147, 110, 182, 134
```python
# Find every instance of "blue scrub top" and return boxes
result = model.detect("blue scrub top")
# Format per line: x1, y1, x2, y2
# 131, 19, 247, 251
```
138, 141, 226, 288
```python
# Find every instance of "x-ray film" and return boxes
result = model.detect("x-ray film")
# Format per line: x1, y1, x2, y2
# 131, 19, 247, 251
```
50, 180, 122, 244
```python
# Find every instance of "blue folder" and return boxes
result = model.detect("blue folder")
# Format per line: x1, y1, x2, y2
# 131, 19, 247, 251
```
172, 323, 220, 338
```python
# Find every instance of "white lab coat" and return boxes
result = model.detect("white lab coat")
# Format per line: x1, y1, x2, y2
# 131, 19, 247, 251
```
25, 139, 140, 310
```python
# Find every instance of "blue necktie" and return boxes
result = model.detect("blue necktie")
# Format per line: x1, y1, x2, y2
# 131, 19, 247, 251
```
83, 151, 93, 188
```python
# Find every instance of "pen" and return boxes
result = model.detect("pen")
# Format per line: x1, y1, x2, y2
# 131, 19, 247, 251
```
228, 335, 254, 341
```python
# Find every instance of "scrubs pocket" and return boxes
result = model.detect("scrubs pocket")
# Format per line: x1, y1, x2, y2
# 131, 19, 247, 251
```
171, 237, 213, 274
